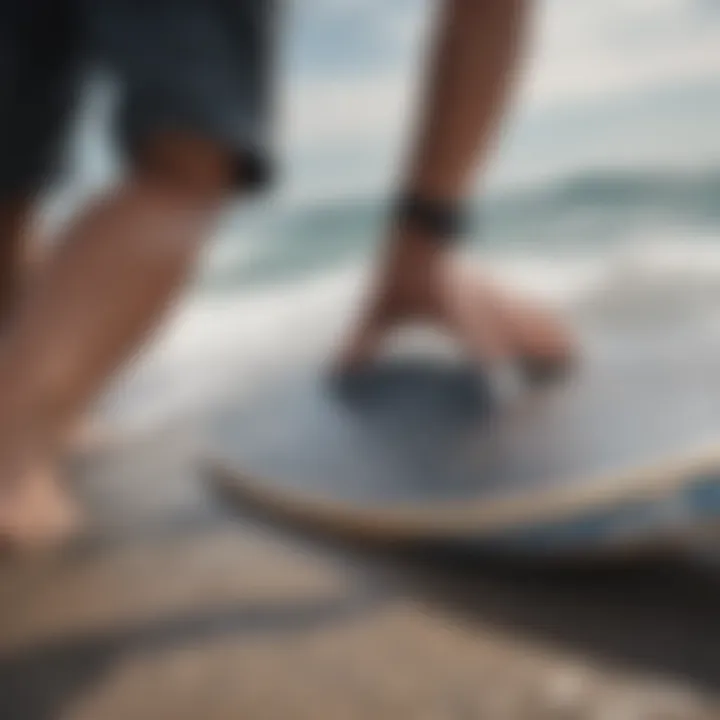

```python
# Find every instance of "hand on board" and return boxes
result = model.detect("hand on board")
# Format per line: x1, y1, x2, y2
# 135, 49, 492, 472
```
336, 230, 575, 382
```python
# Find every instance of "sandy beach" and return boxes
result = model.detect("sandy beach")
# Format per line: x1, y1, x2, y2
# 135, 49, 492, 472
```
0, 426, 717, 719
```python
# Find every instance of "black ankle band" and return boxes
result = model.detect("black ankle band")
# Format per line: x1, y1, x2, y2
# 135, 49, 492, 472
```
395, 194, 468, 242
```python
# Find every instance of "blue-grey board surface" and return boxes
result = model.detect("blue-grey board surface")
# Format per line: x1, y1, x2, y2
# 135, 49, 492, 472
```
206, 333, 720, 558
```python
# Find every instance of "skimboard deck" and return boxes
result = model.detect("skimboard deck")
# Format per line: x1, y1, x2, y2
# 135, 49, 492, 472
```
205, 330, 720, 558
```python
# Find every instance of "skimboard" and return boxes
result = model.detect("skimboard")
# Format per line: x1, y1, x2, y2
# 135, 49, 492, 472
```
204, 327, 720, 559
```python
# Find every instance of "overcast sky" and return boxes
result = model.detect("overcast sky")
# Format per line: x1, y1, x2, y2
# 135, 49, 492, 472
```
280, 0, 720, 202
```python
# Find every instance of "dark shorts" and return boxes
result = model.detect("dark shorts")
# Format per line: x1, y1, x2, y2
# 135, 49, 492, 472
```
0, 0, 276, 198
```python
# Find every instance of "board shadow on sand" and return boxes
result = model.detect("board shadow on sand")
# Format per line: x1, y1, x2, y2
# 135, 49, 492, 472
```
207, 496, 720, 694
397, 551, 720, 693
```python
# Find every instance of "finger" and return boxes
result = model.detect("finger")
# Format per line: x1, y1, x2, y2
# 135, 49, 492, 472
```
334, 315, 391, 372
441, 268, 513, 364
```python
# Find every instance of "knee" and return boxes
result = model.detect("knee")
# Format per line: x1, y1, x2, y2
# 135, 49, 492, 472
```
131, 131, 238, 207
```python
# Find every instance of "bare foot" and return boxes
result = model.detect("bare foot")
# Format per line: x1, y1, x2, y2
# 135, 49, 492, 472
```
338, 236, 574, 375
0, 462, 82, 553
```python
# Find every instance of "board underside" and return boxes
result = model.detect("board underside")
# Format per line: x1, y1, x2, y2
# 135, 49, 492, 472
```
205, 332, 720, 558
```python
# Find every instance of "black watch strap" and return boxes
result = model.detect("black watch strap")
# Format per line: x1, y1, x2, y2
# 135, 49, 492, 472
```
395, 193, 469, 241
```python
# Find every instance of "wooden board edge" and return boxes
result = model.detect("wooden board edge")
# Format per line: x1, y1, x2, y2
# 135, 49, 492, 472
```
202, 443, 720, 554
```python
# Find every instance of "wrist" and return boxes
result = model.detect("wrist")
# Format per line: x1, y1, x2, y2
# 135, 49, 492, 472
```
374, 224, 450, 318
393, 192, 470, 246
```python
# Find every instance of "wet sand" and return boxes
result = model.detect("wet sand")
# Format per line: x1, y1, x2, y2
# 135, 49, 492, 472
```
0, 425, 718, 719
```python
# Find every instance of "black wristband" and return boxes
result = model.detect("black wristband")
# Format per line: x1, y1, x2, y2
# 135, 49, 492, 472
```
395, 194, 469, 242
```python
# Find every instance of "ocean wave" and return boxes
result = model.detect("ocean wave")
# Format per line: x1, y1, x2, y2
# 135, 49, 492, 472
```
199, 166, 720, 294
